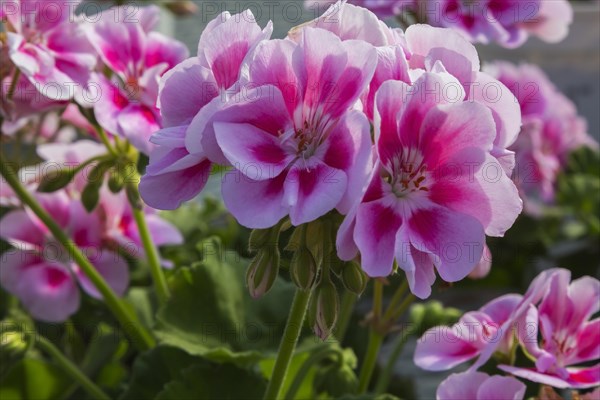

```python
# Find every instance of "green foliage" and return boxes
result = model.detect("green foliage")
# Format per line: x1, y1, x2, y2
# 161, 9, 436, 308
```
153, 237, 295, 365
0, 358, 71, 400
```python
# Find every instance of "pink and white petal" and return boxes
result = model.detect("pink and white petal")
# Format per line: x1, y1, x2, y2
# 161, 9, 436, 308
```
476, 375, 526, 400
430, 154, 522, 237
0, 250, 41, 293
139, 154, 211, 210
408, 205, 485, 283
186, 85, 292, 164
158, 58, 219, 127
214, 122, 293, 181
395, 227, 436, 299
336, 205, 359, 261
468, 71, 521, 151
140, 214, 183, 246
498, 365, 599, 390
436, 372, 489, 400
469, 244, 492, 279
398, 72, 464, 149
525, 0, 573, 43
117, 104, 161, 154
414, 325, 483, 371
93, 74, 129, 136
145, 31, 189, 70
246, 39, 303, 116
571, 319, 600, 365
568, 276, 600, 327
365, 45, 410, 120
201, 9, 266, 89
419, 102, 496, 167
480, 293, 523, 324
221, 172, 288, 229
15, 262, 80, 322
320, 110, 372, 214
405, 24, 480, 72
0, 210, 45, 249
374, 80, 408, 166
284, 161, 347, 226
76, 250, 129, 299
37, 140, 105, 164
353, 199, 402, 277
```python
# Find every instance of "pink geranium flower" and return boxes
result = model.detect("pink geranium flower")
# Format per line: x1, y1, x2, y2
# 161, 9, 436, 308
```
436, 371, 526, 400
0, 140, 182, 321
139, 10, 273, 210
414, 293, 522, 370
485, 62, 598, 212
293, 2, 522, 175
499, 269, 599, 389
0, 191, 127, 322
84, 5, 188, 154
203, 27, 376, 228
337, 72, 522, 298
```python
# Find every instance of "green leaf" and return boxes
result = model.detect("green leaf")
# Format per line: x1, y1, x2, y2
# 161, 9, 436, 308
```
0, 358, 71, 400
154, 237, 295, 365
37, 168, 77, 192
155, 362, 267, 400
119, 346, 198, 400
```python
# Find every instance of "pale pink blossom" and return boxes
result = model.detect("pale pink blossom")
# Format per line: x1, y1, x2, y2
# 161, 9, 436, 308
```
1, 0, 96, 103
204, 27, 376, 228
336, 72, 522, 298
499, 270, 599, 389
485, 62, 598, 212
139, 10, 272, 210
0, 140, 183, 321
0, 192, 127, 322
436, 371, 526, 400
414, 293, 522, 370
84, 5, 188, 154
469, 244, 492, 279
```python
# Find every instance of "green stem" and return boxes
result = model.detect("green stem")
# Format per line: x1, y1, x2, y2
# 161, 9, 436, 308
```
389, 294, 416, 322
0, 160, 155, 351
35, 336, 111, 400
284, 347, 340, 400
357, 330, 384, 394
373, 279, 384, 319
263, 289, 311, 400
374, 327, 413, 394
130, 199, 170, 305
381, 279, 408, 322
96, 125, 117, 156
334, 291, 357, 342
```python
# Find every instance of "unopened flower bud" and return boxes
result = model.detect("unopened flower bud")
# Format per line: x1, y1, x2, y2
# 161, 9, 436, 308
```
327, 251, 345, 276
249, 228, 272, 252
246, 246, 279, 298
165, 1, 198, 16
290, 248, 318, 290
312, 279, 339, 340
341, 261, 367, 295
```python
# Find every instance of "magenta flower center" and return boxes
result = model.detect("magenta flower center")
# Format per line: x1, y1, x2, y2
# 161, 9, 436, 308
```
387, 149, 430, 198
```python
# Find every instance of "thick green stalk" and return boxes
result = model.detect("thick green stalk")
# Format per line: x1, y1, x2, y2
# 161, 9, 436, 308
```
374, 327, 413, 394
0, 160, 155, 350
130, 200, 170, 305
357, 330, 384, 393
263, 289, 311, 400
35, 336, 111, 400
334, 291, 357, 342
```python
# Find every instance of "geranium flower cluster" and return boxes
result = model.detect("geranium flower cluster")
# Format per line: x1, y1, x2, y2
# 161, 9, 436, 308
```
307, 0, 573, 48
484, 62, 598, 213
0, 141, 182, 322
1, 1, 188, 155
415, 268, 600, 396
141, 0, 523, 299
